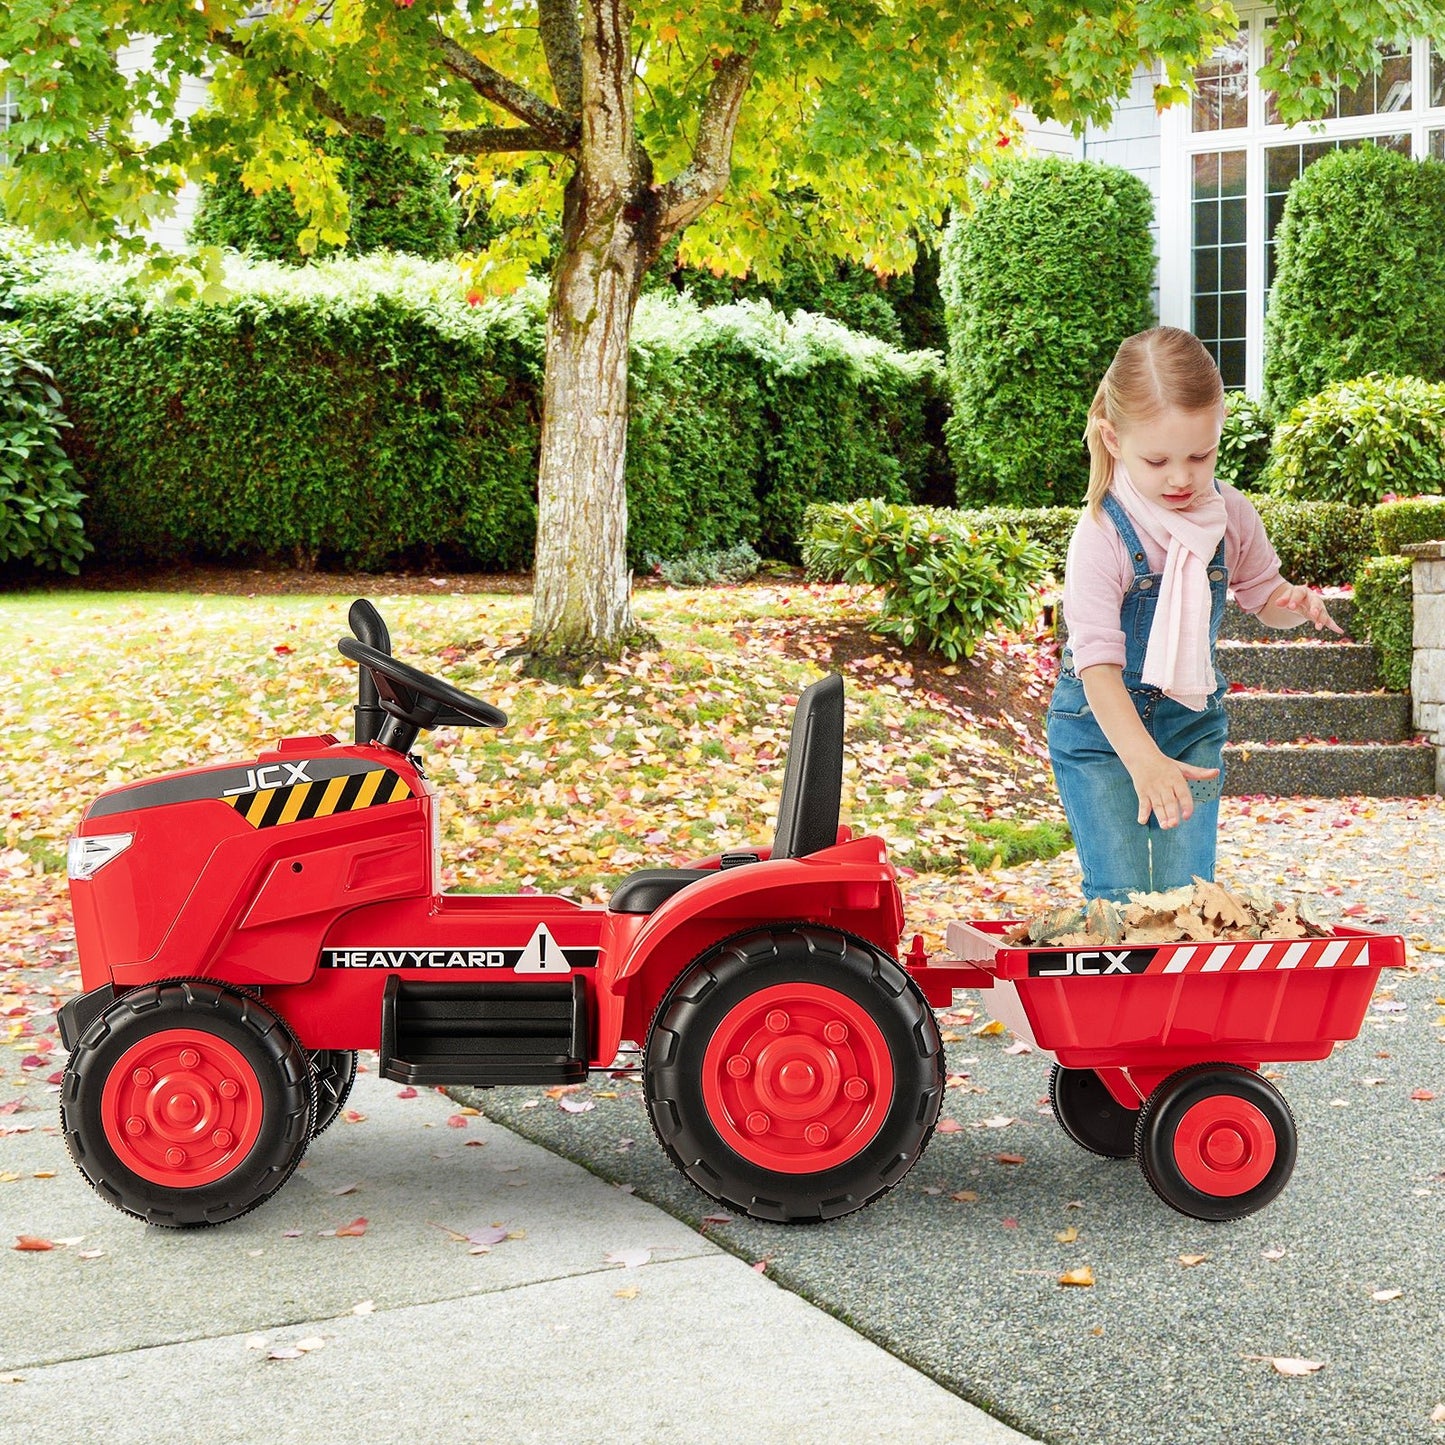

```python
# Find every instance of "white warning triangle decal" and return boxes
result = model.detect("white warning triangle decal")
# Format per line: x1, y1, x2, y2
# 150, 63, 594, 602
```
514, 922, 571, 974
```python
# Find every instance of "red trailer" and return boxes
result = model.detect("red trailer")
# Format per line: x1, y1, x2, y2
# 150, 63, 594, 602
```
909, 920, 1407, 1219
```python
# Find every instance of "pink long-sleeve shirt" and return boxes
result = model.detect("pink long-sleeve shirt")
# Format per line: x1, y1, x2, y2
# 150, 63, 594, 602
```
1061, 482, 1286, 674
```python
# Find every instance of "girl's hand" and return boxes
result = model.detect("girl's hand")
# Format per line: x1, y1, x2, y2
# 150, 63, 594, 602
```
1128, 755, 1220, 829
1271, 583, 1345, 634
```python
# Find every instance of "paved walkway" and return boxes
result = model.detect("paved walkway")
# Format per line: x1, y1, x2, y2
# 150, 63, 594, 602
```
0, 1063, 1035, 1445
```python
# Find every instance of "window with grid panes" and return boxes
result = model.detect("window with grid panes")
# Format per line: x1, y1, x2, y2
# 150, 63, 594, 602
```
1191, 150, 1248, 388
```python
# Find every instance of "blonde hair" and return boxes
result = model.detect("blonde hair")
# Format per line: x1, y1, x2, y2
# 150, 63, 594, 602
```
1083, 327, 1225, 514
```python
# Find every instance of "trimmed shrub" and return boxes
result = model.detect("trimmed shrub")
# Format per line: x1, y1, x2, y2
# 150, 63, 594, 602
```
941, 157, 1156, 507
0, 322, 90, 573
649, 542, 762, 588
1250, 497, 1374, 589
190, 133, 460, 261
1263, 145, 1445, 416
1217, 392, 1272, 492
1372, 495, 1445, 554
801, 497, 1046, 659
1353, 554, 1414, 691
1264, 374, 1445, 507
10, 257, 938, 571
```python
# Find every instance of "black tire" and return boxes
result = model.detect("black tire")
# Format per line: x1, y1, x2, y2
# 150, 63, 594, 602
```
61, 980, 315, 1227
1135, 1062, 1296, 1222
309, 1049, 358, 1137
1049, 1064, 1139, 1159
644, 926, 944, 1223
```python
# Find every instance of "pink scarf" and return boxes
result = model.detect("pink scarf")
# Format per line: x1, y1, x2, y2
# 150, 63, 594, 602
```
1111, 467, 1227, 711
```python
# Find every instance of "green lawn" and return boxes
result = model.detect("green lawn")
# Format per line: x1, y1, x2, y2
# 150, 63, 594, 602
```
0, 584, 1066, 900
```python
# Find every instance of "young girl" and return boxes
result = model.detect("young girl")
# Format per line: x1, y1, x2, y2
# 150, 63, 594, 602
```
1048, 327, 1342, 902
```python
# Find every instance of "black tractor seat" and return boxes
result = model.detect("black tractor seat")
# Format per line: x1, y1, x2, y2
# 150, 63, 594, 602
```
606, 673, 845, 916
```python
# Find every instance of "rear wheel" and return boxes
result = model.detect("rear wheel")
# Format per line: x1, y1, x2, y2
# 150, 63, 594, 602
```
1135, 1063, 1296, 1221
645, 926, 944, 1222
61, 980, 314, 1227
310, 1050, 358, 1137
1049, 1065, 1138, 1159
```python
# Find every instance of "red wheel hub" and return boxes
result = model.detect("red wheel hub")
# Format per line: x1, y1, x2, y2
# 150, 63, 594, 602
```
701, 983, 894, 1174
100, 1028, 264, 1187
1172, 1093, 1276, 1197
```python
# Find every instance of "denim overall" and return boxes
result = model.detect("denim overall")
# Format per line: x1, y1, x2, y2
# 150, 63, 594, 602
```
1047, 492, 1230, 902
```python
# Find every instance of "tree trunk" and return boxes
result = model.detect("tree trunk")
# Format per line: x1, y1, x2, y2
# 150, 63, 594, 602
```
527, 0, 658, 668
528, 186, 647, 665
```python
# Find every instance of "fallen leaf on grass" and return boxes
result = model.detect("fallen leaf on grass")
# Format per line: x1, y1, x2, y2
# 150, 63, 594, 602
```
1244, 1355, 1324, 1377
1059, 1266, 1095, 1287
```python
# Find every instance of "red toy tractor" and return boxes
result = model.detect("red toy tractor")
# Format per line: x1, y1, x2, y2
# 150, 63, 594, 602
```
58, 602, 945, 1227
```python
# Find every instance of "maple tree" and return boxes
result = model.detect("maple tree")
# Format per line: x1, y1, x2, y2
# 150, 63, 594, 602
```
3, 3, 1443, 663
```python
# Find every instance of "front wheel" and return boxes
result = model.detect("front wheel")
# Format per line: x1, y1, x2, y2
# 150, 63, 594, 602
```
61, 980, 315, 1227
1135, 1063, 1296, 1221
644, 926, 944, 1223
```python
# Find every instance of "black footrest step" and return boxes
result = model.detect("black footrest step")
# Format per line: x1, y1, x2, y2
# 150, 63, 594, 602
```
380, 976, 589, 1087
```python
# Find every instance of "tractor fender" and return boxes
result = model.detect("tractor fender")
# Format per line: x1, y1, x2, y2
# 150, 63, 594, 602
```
610, 835, 904, 1041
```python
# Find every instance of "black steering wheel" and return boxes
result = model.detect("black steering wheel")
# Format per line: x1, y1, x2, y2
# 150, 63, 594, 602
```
338, 637, 507, 731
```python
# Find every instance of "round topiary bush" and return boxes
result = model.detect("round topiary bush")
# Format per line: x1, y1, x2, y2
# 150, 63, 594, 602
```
1264, 373, 1445, 507
190, 133, 461, 261
1263, 145, 1445, 416
941, 156, 1156, 508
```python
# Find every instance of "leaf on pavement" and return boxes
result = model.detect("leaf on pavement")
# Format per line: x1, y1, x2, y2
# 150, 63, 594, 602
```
1055, 1226, 1079, 1244
1058, 1266, 1095, 1287
13, 1235, 53, 1251
604, 1247, 651, 1269
1245, 1355, 1324, 1376
334, 1217, 368, 1237
1178, 1254, 1208, 1267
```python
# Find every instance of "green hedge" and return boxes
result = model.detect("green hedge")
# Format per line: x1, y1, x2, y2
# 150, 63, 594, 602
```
1373, 496, 1445, 554
941, 157, 1156, 507
10, 257, 940, 571
1264, 146, 1445, 416
1249, 497, 1375, 589
0, 321, 90, 573
1264, 374, 1445, 507
1353, 554, 1414, 691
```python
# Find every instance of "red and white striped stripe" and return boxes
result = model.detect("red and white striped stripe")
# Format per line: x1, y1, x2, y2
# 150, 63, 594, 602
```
1154, 937, 1367, 975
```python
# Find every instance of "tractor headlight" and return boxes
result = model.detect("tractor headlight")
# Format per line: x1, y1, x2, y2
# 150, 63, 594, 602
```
67, 833, 134, 880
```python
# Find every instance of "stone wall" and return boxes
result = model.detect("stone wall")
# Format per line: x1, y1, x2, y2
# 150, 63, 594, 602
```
1405, 540, 1445, 793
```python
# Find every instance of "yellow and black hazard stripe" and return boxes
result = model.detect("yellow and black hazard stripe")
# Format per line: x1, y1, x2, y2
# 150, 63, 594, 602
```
223, 767, 413, 829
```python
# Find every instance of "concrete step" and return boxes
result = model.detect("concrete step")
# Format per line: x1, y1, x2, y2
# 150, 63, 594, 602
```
1218, 639, 1380, 692
1222, 741, 1436, 797
1223, 691, 1415, 744
1053, 594, 1359, 645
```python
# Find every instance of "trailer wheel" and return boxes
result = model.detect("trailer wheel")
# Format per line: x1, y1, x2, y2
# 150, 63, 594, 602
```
61, 980, 315, 1227
1135, 1063, 1296, 1221
644, 926, 944, 1223
310, 1050, 358, 1137
1048, 1065, 1138, 1159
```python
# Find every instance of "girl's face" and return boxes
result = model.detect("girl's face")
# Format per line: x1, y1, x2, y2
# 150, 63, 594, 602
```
1099, 405, 1224, 511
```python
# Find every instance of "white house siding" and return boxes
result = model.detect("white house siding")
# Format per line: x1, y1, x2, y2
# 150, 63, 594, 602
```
1021, 66, 1165, 320
116, 37, 208, 250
